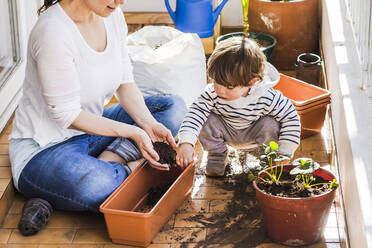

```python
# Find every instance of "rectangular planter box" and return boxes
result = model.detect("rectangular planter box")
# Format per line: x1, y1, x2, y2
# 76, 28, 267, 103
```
273, 74, 331, 138
100, 161, 195, 247
274, 74, 330, 106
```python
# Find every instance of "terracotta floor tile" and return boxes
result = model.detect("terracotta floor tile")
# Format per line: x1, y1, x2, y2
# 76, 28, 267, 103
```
0, 168, 11, 179
174, 213, 214, 228
0, 229, 11, 244
0, 145, 8, 156
73, 229, 111, 244
152, 227, 206, 244
0, 183, 15, 226
326, 212, 338, 228
0, 156, 10, 167
0, 179, 10, 193
293, 150, 330, 163
172, 244, 234, 248
46, 211, 79, 228
8, 195, 26, 214
39, 245, 104, 248
0, 245, 39, 248
104, 244, 172, 248
191, 186, 234, 200
208, 199, 231, 212
208, 199, 256, 212
257, 243, 341, 248
176, 199, 209, 213
323, 227, 341, 243
2, 214, 19, 228
7, 229, 75, 244
256, 243, 289, 248
307, 242, 342, 248
0, 134, 9, 144
301, 137, 331, 152
160, 214, 176, 231
193, 175, 225, 187
71, 212, 106, 229
205, 227, 268, 245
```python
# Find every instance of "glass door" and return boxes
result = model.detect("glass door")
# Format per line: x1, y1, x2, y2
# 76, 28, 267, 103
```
0, 0, 21, 87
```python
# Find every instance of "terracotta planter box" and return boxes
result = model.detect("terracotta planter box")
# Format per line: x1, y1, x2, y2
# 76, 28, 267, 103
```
100, 161, 195, 247
274, 74, 331, 138
253, 165, 337, 246
248, 0, 319, 69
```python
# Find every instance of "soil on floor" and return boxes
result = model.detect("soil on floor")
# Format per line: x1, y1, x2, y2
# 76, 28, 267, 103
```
182, 149, 271, 247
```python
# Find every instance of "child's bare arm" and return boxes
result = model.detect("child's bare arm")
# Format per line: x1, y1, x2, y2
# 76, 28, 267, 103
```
176, 143, 195, 168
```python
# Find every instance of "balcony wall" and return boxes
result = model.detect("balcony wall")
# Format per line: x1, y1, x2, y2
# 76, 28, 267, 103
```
322, 0, 372, 247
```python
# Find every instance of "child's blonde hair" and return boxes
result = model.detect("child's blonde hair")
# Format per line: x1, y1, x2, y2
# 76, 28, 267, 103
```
207, 37, 266, 88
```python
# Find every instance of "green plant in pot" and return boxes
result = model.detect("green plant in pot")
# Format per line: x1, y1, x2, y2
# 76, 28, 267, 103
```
252, 142, 339, 246
215, 0, 277, 61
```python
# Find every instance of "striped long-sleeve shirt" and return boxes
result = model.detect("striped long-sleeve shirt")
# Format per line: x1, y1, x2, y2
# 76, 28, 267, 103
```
178, 77, 301, 155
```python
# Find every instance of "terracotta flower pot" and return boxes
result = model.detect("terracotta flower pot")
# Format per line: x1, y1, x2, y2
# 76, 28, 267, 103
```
253, 165, 337, 246
273, 74, 330, 138
100, 161, 195, 247
248, 0, 319, 70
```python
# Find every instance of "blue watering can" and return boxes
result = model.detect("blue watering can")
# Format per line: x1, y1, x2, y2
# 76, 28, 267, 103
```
164, 0, 229, 38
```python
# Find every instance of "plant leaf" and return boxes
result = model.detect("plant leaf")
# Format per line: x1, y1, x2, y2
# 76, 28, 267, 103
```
269, 141, 279, 151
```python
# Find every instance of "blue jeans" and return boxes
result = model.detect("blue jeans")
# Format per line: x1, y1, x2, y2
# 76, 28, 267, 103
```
18, 95, 187, 212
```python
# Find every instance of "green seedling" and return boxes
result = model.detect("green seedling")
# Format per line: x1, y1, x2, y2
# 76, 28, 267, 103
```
290, 158, 339, 191
257, 141, 290, 185
241, 0, 250, 34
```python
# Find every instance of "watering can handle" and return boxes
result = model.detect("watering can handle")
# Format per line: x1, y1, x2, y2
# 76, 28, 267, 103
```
213, 0, 229, 24
164, 0, 176, 23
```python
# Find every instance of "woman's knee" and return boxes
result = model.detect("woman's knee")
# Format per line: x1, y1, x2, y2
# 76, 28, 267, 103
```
72, 161, 127, 210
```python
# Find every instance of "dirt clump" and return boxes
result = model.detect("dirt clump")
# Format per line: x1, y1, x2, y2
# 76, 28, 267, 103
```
153, 141, 177, 165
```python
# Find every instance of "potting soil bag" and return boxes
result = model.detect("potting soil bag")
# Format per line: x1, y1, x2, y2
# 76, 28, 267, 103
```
127, 26, 206, 107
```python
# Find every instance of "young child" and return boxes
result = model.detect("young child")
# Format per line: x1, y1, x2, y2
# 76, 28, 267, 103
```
176, 37, 301, 176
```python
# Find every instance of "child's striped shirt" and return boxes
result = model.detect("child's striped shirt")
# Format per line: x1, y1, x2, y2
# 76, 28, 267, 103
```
178, 83, 301, 155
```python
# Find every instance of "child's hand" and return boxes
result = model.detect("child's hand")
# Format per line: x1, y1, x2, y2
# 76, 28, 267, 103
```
176, 143, 195, 168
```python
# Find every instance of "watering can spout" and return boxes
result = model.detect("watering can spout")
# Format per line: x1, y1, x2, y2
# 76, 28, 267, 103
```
164, 0, 176, 22
213, 0, 229, 24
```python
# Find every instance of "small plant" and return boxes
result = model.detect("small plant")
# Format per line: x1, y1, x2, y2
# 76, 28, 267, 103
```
241, 0, 249, 35
290, 158, 339, 191
256, 141, 290, 185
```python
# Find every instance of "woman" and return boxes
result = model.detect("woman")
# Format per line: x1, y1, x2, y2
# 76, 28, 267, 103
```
9, 0, 187, 236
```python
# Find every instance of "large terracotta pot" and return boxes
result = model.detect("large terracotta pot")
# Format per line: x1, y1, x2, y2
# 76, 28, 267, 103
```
248, 0, 319, 70
253, 165, 337, 246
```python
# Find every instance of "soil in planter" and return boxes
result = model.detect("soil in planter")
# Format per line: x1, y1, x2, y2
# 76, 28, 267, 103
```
251, 37, 272, 49
135, 142, 179, 213
137, 183, 172, 213
180, 149, 271, 247
257, 171, 332, 198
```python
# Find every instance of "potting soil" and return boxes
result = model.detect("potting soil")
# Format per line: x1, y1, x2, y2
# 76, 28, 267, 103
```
137, 183, 172, 213
257, 172, 332, 198
153, 141, 177, 165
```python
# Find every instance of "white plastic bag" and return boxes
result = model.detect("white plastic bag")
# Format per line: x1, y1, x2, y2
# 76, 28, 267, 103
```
127, 26, 206, 107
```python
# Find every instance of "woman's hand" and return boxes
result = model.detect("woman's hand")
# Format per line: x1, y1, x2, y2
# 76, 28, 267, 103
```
176, 143, 195, 168
142, 121, 177, 149
130, 127, 169, 171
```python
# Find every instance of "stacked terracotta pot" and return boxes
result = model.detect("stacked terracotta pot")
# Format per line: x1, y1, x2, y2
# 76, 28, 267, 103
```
274, 74, 331, 138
